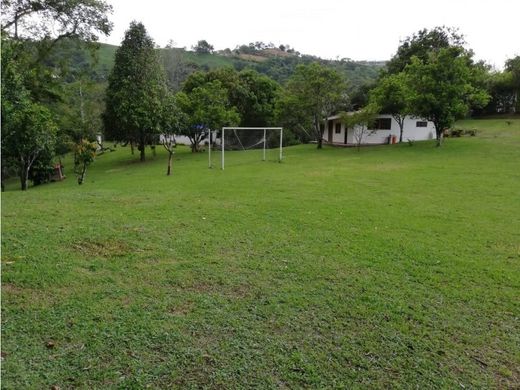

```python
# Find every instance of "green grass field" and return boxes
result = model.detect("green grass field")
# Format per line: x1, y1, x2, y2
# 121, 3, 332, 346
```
2, 119, 519, 388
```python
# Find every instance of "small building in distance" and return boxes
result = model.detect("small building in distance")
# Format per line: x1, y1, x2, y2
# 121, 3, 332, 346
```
323, 114, 436, 145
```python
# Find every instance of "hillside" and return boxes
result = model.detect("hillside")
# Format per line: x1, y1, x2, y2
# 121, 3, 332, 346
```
85, 42, 385, 91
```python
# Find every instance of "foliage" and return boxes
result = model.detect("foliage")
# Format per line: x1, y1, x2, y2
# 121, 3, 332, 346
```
281, 62, 347, 148
404, 47, 489, 146
161, 94, 188, 175
1, 0, 112, 42
192, 40, 214, 54
386, 26, 465, 75
340, 108, 378, 150
369, 73, 410, 142
73, 138, 97, 184
103, 21, 168, 161
176, 80, 240, 152
1, 40, 57, 191
505, 55, 520, 112
161, 47, 200, 92
183, 68, 281, 127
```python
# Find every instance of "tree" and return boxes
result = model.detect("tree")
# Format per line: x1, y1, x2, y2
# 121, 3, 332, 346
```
1, 41, 57, 191
182, 68, 281, 127
1, 0, 112, 188
281, 62, 347, 148
1, 0, 113, 96
192, 40, 214, 54
161, 94, 188, 175
369, 73, 410, 143
237, 69, 281, 126
103, 21, 168, 161
161, 47, 200, 92
73, 139, 97, 184
404, 47, 489, 146
341, 108, 377, 151
1, 0, 112, 42
176, 80, 240, 152
386, 26, 465, 75
505, 56, 520, 112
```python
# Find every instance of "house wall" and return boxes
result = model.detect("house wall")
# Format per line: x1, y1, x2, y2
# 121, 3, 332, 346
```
323, 115, 436, 145
325, 119, 347, 143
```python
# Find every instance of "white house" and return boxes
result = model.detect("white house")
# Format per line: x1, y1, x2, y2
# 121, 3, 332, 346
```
322, 114, 436, 145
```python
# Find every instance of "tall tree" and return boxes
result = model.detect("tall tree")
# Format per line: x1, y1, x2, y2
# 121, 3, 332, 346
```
103, 21, 168, 161
404, 47, 489, 146
281, 62, 347, 148
369, 73, 410, 143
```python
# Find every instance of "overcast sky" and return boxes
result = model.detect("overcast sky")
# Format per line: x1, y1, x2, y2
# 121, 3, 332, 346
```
101, 0, 519, 69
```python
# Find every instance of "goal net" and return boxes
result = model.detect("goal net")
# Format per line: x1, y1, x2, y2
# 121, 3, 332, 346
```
208, 127, 283, 169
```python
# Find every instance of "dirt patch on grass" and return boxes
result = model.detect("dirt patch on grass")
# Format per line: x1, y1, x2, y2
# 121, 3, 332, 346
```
72, 239, 129, 259
168, 301, 193, 316
1, 282, 64, 307
2, 283, 23, 294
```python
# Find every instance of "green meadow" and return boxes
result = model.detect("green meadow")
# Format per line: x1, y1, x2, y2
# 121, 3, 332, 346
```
2, 119, 519, 388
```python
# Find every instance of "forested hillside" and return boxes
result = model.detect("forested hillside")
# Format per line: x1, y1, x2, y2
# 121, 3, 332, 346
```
67, 42, 385, 92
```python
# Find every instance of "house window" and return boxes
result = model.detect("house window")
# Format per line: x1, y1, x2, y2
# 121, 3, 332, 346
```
416, 121, 427, 127
335, 123, 341, 134
369, 118, 392, 130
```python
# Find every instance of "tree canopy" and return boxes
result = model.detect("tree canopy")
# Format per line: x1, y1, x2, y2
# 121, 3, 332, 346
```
369, 73, 410, 142
386, 26, 466, 75
280, 62, 347, 148
176, 80, 240, 152
404, 47, 489, 146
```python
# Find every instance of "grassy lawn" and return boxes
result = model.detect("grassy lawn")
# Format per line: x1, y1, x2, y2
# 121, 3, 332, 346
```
2, 119, 519, 388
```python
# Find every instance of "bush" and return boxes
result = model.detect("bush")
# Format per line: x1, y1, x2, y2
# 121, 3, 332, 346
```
445, 128, 477, 137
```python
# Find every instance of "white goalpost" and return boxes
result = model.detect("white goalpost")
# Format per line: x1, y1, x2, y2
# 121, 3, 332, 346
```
208, 127, 283, 170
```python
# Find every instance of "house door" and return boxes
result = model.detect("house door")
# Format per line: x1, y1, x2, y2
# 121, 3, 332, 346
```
344, 127, 348, 144
328, 121, 333, 143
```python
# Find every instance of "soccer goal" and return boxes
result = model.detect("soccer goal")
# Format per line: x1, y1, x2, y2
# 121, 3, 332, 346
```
208, 127, 283, 169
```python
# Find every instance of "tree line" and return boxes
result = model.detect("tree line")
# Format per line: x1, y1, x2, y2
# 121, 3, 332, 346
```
1, 1, 518, 191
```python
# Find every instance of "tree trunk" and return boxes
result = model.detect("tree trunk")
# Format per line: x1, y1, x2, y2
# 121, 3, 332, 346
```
151, 145, 156, 157
130, 142, 135, 155
139, 134, 146, 161
315, 118, 324, 149
167, 151, 172, 175
20, 165, 29, 191
399, 122, 404, 143
435, 126, 443, 147
78, 163, 87, 185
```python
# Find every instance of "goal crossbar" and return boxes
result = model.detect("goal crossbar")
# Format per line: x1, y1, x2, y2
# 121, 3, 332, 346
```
210, 127, 283, 170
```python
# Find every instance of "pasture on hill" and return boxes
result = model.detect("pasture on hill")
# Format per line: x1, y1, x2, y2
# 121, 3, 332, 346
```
1, 119, 519, 388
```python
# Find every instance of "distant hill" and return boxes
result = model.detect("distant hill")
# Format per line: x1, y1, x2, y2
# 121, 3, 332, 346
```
88, 43, 386, 92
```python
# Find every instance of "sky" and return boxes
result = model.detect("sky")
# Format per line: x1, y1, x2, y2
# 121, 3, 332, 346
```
101, 0, 519, 69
